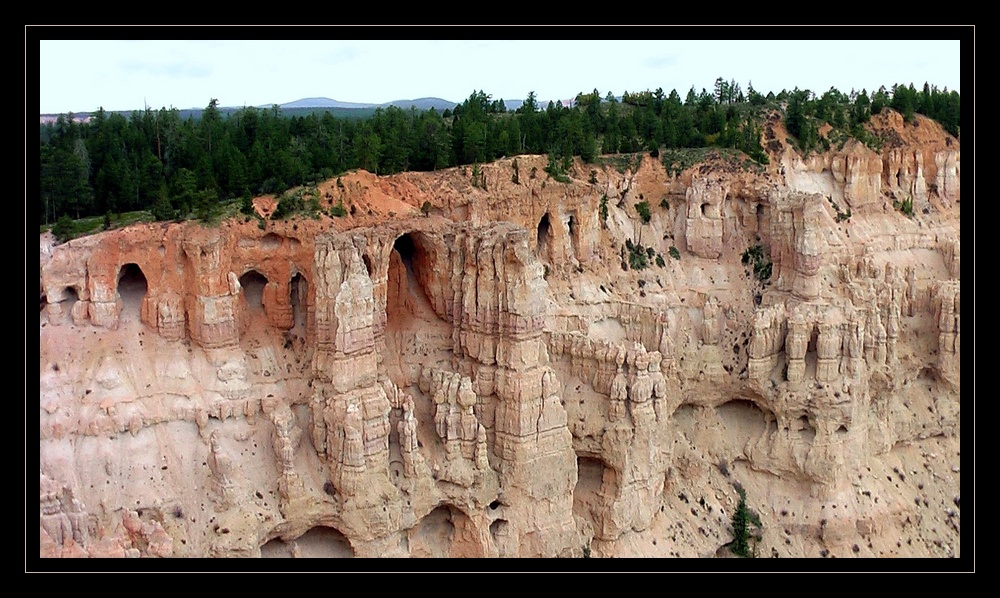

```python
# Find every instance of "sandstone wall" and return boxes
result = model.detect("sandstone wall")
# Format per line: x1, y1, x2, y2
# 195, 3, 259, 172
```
38, 109, 961, 559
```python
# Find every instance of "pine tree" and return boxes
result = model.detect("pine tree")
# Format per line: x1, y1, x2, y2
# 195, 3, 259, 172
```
731, 486, 752, 557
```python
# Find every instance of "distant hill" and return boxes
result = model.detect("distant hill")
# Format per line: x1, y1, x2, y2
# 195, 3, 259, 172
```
277, 97, 457, 112
42, 92, 627, 121
502, 99, 524, 112
276, 97, 380, 110
42, 98, 457, 124
385, 98, 457, 111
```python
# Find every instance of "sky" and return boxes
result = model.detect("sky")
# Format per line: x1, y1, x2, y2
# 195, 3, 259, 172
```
37, 37, 963, 115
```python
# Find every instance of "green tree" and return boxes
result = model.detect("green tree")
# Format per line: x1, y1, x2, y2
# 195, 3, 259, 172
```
52, 214, 75, 243
785, 88, 807, 139
747, 80, 766, 106
150, 183, 175, 221
714, 77, 728, 104
634, 200, 651, 223
517, 91, 539, 114
170, 167, 198, 217
785, 89, 818, 152
852, 89, 871, 124
353, 123, 382, 173
891, 83, 917, 123
194, 188, 221, 222
871, 86, 890, 116
730, 485, 762, 557
731, 486, 752, 557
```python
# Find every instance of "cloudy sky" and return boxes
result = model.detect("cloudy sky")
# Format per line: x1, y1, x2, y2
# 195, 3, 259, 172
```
38, 37, 962, 115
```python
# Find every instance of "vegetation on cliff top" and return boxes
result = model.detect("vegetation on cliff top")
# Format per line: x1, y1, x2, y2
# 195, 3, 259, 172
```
40, 79, 959, 234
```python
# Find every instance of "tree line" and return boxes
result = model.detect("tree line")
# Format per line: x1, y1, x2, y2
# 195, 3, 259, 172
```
38, 79, 959, 225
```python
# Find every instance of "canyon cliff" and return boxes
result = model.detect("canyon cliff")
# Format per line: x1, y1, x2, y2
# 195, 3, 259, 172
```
38, 110, 961, 560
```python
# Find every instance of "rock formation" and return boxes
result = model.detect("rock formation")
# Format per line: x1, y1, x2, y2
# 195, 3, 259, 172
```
38, 110, 960, 560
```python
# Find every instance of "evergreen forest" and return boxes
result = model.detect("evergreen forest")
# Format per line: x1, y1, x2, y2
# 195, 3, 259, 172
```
38, 79, 960, 229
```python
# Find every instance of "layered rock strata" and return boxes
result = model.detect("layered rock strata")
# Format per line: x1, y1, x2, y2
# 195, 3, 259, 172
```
39, 110, 960, 560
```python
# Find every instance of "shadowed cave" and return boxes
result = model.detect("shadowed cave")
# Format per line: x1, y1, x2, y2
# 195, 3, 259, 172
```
117, 263, 148, 324
260, 526, 355, 558
573, 454, 616, 546
290, 272, 307, 331
536, 213, 552, 262
238, 270, 270, 340
60, 286, 79, 325
240, 270, 268, 313
673, 399, 773, 463
384, 232, 452, 391
408, 505, 482, 558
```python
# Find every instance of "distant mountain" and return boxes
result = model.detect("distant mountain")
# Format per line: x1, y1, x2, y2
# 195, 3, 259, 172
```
40, 93, 608, 120
502, 99, 524, 112
384, 97, 457, 111
276, 97, 458, 111
276, 97, 379, 110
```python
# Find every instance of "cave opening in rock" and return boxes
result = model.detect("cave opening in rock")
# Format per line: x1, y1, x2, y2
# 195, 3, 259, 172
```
409, 504, 482, 558
240, 270, 268, 313
60, 286, 79, 325
290, 272, 307, 330
574, 454, 615, 547
489, 518, 509, 543
117, 263, 148, 324
797, 415, 816, 443
716, 398, 771, 458
385, 232, 452, 392
362, 254, 374, 278
567, 213, 578, 260
756, 203, 765, 234
261, 232, 282, 250
536, 213, 552, 261
806, 324, 820, 376
259, 525, 354, 558
238, 270, 270, 339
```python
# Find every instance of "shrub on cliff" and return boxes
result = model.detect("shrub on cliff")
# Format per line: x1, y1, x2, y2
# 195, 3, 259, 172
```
635, 200, 651, 223
731, 486, 752, 557
742, 244, 772, 281
730, 485, 762, 558
330, 200, 347, 218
